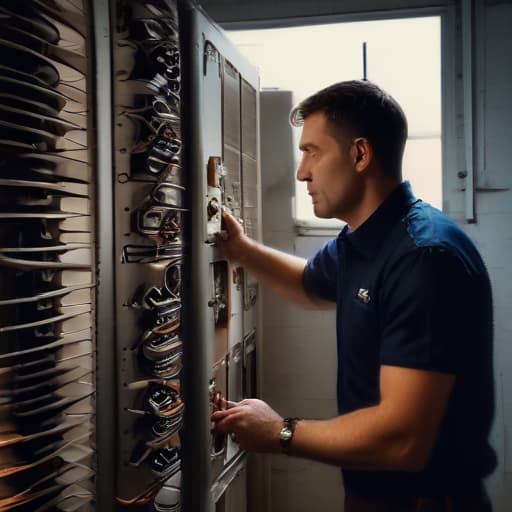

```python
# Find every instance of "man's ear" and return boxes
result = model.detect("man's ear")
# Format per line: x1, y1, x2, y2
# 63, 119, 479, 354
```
352, 137, 372, 173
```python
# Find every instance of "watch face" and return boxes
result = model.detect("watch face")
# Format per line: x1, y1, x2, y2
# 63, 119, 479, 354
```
280, 418, 298, 452
280, 427, 292, 442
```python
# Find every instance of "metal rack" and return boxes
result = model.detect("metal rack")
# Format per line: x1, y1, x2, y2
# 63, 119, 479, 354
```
0, 1, 96, 510
111, 1, 185, 509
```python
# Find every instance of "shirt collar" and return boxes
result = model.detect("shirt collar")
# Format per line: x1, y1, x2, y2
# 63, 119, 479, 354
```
340, 181, 419, 259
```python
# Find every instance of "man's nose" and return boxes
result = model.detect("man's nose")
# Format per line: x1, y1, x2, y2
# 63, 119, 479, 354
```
296, 158, 311, 182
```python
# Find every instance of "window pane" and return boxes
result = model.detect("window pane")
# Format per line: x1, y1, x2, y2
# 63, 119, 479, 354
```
403, 138, 442, 209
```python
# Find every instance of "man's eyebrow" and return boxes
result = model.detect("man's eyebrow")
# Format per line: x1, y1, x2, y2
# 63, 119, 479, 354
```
299, 142, 320, 152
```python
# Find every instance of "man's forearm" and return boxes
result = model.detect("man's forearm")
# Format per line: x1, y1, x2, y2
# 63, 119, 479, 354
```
288, 407, 426, 472
234, 237, 332, 310
219, 211, 333, 309
285, 366, 454, 471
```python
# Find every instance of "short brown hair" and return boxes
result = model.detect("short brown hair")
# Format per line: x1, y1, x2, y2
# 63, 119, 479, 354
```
290, 80, 407, 179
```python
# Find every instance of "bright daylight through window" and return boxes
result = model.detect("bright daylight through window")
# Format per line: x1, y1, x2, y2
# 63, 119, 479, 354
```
228, 17, 442, 227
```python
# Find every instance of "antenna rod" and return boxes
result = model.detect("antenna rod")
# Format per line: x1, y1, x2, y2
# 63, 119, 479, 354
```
362, 41, 367, 81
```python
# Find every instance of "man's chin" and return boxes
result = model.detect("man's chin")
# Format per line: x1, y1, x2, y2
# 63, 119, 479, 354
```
313, 208, 330, 219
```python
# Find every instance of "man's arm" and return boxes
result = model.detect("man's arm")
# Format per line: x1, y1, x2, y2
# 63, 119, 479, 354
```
212, 365, 454, 471
218, 212, 334, 310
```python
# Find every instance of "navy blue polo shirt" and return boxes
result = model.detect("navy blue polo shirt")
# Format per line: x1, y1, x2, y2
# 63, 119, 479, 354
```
303, 182, 496, 497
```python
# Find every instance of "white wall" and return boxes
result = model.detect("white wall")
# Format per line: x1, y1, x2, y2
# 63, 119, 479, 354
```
259, 90, 344, 511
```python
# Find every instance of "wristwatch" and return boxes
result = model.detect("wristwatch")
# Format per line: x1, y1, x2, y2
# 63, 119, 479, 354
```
279, 417, 299, 454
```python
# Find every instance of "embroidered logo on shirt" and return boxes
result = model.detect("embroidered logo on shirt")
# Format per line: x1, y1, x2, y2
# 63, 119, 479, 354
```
357, 288, 371, 304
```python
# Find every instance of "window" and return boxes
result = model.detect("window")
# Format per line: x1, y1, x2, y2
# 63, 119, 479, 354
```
228, 17, 442, 227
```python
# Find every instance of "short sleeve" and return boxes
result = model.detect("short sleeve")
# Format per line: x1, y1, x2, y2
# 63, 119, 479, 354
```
302, 239, 339, 302
379, 246, 473, 373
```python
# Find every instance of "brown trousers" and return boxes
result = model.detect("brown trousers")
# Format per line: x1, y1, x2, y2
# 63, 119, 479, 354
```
344, 492, 493, 512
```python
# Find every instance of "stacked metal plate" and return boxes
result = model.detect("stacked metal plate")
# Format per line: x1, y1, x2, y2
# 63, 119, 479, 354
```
0, 1, 95, 511
112, 1, 184, 510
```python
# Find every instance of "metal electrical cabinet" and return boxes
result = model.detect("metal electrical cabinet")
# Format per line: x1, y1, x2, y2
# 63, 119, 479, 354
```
181, 3, 261, 511
0, 1, 260, 511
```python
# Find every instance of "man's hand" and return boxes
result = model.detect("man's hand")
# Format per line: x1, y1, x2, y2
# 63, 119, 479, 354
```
211, 398, 283, 453
215, 211, 252, 263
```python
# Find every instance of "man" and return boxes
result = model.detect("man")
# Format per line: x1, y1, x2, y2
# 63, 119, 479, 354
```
211, 81, 496, 511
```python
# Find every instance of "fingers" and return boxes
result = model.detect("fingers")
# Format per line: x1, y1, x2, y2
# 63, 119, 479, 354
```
214, 212, 237, 245
214, 212, 247, 262
211, 409, 230, 422
210, 399, 283, 453
211, 400, 250, 431
211, 405, 241, 422
221, 210, 243, 236
211, 408, 243, 433
221, 209, 236, 226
